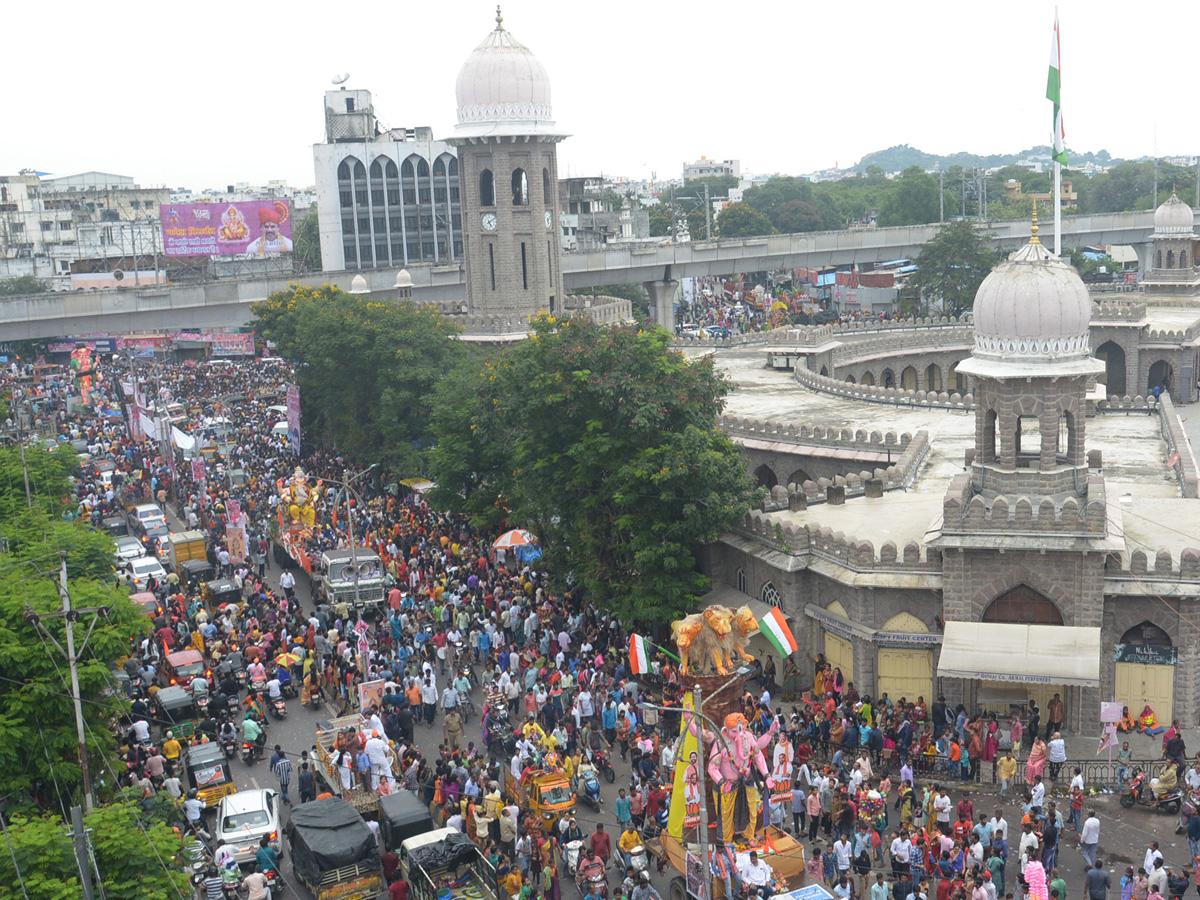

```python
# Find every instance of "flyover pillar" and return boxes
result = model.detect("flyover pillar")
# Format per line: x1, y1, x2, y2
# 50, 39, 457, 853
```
644, 279, 679, 333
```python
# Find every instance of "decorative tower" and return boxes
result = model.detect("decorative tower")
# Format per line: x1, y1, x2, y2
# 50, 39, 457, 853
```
1144, 192, 1200, 294
450, 8, 567, 328
935, 215, 1109, 731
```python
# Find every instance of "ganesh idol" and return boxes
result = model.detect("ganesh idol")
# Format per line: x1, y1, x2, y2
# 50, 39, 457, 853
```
689, 712, 777, 841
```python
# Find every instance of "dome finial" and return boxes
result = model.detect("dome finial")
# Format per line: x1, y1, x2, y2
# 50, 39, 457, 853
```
495, 4, 503, 30
1029, 201, 1040, 245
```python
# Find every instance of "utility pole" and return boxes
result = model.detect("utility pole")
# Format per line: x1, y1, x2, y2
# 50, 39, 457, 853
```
24, 552, 110, 810
704, 184, 712, 241
1154, 158, 1159, 210
69, 806, 96, 900
692, 685, 713, 900
961, 173, 966, 219
939, 171, 944, 223
670, 185, 677, 243
12, 389, 32, 509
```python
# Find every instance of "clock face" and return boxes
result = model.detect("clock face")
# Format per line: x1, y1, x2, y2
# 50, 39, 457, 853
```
545, 210, 553, 229
481, 212, 498, 232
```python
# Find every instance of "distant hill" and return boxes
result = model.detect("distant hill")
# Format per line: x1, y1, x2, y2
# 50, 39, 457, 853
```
852, 144, 1118, 173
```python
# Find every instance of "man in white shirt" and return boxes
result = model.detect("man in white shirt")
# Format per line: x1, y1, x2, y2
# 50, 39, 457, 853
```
1144, 842, 1163, 875
1029, 775, 1045, 809
890, 832, 912, 874
833, 835, 853, 876
933, 787, 952, 831
1079, 811, 1100, 867
739, 851, 773, 891
988, 809, 1008, 843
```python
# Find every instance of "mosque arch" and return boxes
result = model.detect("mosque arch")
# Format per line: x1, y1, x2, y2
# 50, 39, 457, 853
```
982, 584, 1064, 626
1095, 340, 1126, 396
753, 464, 777, 489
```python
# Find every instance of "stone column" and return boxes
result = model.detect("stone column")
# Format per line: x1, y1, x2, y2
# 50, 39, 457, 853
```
644, 279, 679, 332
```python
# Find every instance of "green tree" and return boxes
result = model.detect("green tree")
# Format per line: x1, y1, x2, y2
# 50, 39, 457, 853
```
0, 802, 191, 900
715, 203, 774, 239
0, 445, 147, 809
251, 283, 466, 471
426, 315, 760, 622
648, 205, 672, 238
685, 208, 709, 241
292, 205, 322, 272
908, 219, 1000, 316
773, 199, 825, 233
0, 275, 50, 297
877, 166, 940, 226
681, 175, 738, 199
742, 177, 814, 222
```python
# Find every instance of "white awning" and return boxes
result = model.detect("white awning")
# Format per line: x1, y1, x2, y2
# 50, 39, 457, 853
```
937, 622, 1101, 688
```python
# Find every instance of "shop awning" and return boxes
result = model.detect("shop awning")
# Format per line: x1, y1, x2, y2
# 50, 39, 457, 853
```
937, 622, 1101, 687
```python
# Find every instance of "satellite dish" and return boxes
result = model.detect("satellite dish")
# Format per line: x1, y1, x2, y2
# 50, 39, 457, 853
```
331, 73, 350, 85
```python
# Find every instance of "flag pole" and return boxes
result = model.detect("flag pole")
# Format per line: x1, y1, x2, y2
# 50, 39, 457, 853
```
1054, 160, 1062, 256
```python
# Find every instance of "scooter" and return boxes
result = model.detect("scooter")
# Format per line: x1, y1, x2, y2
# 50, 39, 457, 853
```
219, 734, 238, 760
1121, 767, 1183, 814
564, 840, 583, 876
269, 696, 288, 720
278, 671, 298, 699
593, 749, 616, 784
576, 768, 602, 809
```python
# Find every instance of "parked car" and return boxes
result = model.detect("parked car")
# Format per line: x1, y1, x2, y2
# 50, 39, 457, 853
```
216, 789, 282, 866
677, 324, 703, 338
128, 503, 166, 530
704, 325, 732, 339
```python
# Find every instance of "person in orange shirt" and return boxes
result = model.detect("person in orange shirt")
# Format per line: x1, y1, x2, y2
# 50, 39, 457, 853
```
406, 681, 423, 719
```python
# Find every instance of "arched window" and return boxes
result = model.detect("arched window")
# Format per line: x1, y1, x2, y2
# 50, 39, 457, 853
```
761, 582, 782, 607
337, 158, 356, 208
369, 159, 385, 207
983, 585, 1063, 625
1119, 621, 1172, 647
1157, 250, 1163, 268
753, 464, 777, 489
736, 568, 747, 594
543, 168, 551, 202
1167, 249, 1175, 268
433, 157, 446, 178
512, 168, 529, 206
416, 159, 430, 178
479, 169, 495, 207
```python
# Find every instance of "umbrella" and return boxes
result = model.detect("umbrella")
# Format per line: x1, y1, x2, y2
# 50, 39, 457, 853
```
275, 651, 302, 667
493, 528, 536, 549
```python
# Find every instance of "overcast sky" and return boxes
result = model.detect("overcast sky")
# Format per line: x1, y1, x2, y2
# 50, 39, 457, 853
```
6, 0, 1195, 190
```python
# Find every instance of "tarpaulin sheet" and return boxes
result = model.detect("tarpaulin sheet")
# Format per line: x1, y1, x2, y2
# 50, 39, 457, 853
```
285, 797, 376, 884
410, 831, 480, 870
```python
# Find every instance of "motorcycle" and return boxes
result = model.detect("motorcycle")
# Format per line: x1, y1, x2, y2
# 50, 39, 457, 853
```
628, 844, 649, 877
577, 859, 608, 899
576, 768, 602, 809
240, 741, 263, 765
1178, 789, 1200, 834
1121, 767, 1183, 814
269, 696, 288, 720
194, 690, 210, 717
593, 749, 616, 784
219, 733, 238, 760
278, 671, 298, 700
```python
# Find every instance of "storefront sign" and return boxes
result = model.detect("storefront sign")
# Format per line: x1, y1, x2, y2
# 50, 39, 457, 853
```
1113, 644, 1176, 665
875, 631, 940, 647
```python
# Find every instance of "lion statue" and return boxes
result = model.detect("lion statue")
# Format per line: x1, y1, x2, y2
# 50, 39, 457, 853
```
672, 605, 736, 675
720, 605, 760, 672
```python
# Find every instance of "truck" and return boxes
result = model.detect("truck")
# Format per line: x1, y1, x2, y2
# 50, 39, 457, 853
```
402, 829, 497, 900
313, 715, 401, 816
317, 548, 385, 608
286, 797, 386, 900
167, 530, 208, 571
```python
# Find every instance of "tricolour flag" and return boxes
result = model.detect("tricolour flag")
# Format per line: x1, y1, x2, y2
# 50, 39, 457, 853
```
629, 633, 650, 675
758, 606, 798, 657
1046, 12, 1067, 166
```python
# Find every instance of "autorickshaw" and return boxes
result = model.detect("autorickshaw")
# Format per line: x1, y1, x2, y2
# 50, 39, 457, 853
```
185, 742, 235, 808
153, 685, 201, 739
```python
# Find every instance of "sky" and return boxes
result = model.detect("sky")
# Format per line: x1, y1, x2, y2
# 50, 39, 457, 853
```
5, 0, 1197, 190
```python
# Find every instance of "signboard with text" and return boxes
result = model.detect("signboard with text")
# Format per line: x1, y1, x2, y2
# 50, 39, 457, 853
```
1113, 644, 1177, 665
160, 200, 293, 257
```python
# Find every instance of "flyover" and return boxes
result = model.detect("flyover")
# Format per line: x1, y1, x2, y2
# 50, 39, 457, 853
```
0, 210, 1160, 341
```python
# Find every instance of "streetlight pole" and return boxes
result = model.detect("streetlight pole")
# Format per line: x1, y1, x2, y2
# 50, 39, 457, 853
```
333, 463, 378, 611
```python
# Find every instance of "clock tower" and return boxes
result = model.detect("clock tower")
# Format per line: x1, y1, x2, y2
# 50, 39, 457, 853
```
450, 9, 566, 325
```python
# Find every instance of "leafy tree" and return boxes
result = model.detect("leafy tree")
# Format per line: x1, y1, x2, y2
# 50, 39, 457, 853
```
0, 276, 50, 297
251, 283, 466, 471
877, 166, 940, 226
715, 203, 774, 239
648, 205, 672, 238
773, 199, 825, 233
908, 220, 1000, 317
685, 208, 710, 241
581, 283, 646, 305
0, 802, 191, 900
742, 177, 814, 222
0, 445, 147, 809
291, 205, 322, 272
426, 315, 760, 622
680, 175, 738, 199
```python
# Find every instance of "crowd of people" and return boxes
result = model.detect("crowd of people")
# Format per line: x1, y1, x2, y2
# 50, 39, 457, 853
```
9, 350, 1196, 900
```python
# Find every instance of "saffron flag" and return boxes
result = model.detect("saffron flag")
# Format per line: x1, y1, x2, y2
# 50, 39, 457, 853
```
758, 606, 798, 658
629, 634, 650, 675
1046, 12, 1067, 166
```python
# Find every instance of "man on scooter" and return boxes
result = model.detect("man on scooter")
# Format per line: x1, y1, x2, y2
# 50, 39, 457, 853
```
618, 824, 642, 871
577, 848, 606, 896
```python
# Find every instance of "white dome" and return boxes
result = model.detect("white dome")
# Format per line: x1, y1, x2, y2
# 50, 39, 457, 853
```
970, 233, 1093, 365
394, 269, 413, 288
454, 14, 560, 138
1154, 193, 1196, 236
349, 274, 368, 294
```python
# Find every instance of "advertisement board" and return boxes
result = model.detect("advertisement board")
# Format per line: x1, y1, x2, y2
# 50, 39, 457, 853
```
286, 384, 301, 456
160, 200, 293, 257
169, 332, 255, 356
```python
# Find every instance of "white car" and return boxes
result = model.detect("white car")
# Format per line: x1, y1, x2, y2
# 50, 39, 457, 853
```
272, 421, 290, 437
215, 789, 282, 866
122, 555, 167, 591
114, 536, 146, 563
130, 503, 165, 527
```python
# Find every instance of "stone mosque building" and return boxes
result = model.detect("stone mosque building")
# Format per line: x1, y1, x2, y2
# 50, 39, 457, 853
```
698, 201, 1200, 733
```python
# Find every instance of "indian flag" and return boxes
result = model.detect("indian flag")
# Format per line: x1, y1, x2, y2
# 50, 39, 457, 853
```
1046, 11, 1067, 166
758, 606, 798, 657
629, 633, 650, 674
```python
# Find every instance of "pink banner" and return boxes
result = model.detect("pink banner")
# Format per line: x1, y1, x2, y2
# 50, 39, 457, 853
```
191, 458, 207, 483
160, 200, 293, 257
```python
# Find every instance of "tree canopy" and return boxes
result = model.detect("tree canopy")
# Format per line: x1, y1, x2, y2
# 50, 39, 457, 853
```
0, 275, 49, 297
909, 220, 1000, 317
291, 205, 322, 273
426, 314, 760, 622
877, 166, 940, 226
716, 203, 774, 239
251, 284, 467, 471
